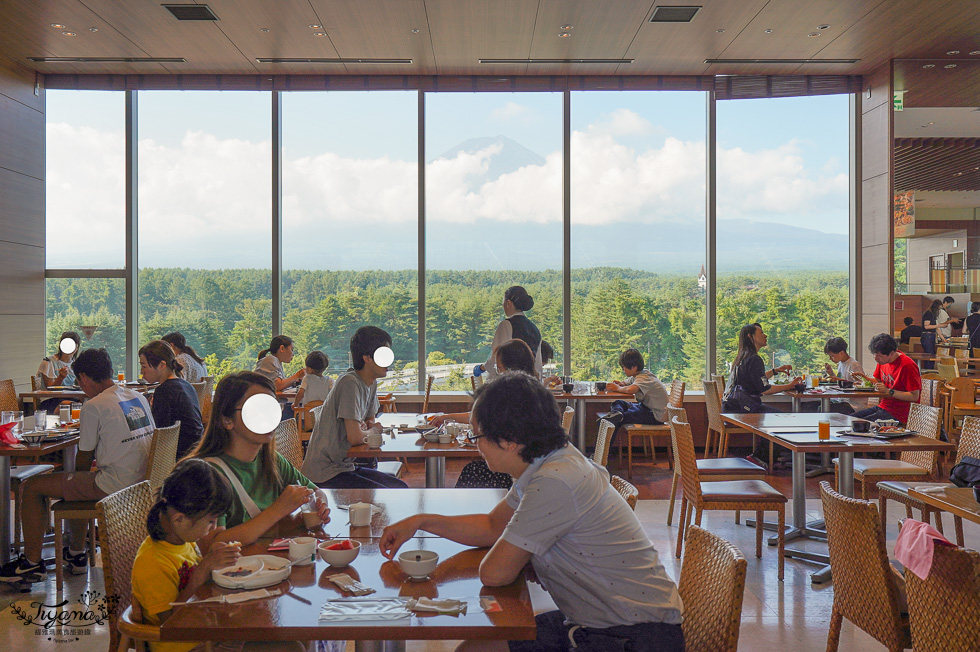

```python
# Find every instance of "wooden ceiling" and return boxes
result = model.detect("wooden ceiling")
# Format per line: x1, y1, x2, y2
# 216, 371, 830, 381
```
1, 0, 978, 77
894, 138, 980, 192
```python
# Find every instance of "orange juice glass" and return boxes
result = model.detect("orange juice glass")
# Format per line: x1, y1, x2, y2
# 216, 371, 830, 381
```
117, 372, 125, 383
818, 420, 830, 440
71, 402, 81, 420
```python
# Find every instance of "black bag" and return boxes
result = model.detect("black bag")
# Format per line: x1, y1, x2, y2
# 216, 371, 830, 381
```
723, 385, 763, 413
949, 456, 980, 488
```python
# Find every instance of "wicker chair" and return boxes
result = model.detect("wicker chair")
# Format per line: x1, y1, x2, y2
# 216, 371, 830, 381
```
678, 525, 747, 652
906, 542, 980, 652
190, 380, 212, 425
0, 378, 18, 411
834, 402, 941, 500
622, 380, 685, 479
293, 399, 323, 437
592, 419, 616, 467
878, 414, 980, 546
672, 415, 786, 580
665, 406, 765, 527
560, 406, 574, 434
96, 481, 158, 652
819, 482, 910, 652
274, 417, 304, 468
145, 422, 181, 492
703, 378, 760, 462
31, 372, 45, 391
610, 475, 638, 510
421, 374, 435, 413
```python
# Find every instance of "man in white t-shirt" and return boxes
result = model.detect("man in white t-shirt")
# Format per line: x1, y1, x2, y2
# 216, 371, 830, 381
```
379, 373, 684, 652
1, 348, 155, 585
823, 337, 866, 383
938, 296, 956, 340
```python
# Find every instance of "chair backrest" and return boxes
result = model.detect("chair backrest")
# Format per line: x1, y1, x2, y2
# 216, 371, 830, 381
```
955, 416, 980, 463
919, 378, 942, 408
294, 399, 323, 434
711, 374, 725, 399
379, 392, 396, 413
274, 418, 303, 468
421, 374, 434, 413
906, 542, 980, 652
679, 524, 748, 652
0, 378, 17, 412
145, 422, 181, 492
819, 481, 909, 650
900, 403, 941, 471
610, 475, 638, 510
593, 419, 616, 467
702, 378, 725, 434
938, 357, 959, 380
560, 406, 575, 434
954, 347, 970, 360
97, 481, 153, 651
909, 336, 921, 352
189, 380, 212, 424
945, 377, 975, 404
31, 372, 45, 391
672, 415, 702, 502
668, 379, 686, 407
665, 405, 687, 477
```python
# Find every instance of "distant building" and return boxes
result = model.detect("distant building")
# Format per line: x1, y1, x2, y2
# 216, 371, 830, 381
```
697, 265, 706, 289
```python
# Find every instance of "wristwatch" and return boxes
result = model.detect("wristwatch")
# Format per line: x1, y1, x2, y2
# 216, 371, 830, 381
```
889, 388, 895, 397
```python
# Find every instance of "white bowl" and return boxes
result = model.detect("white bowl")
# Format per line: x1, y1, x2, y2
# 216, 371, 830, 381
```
19, 431, 48, 445
317, 539, 361, 567
423, 431, 440, 443
397, 549, 439, 580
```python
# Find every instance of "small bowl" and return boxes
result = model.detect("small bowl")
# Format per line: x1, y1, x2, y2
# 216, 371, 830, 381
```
876, 419, 899, 428
838, 379, 854, 389
317, 539, 361, 567
562, 383, 574, 393
423, 431, 440, 443
19, 432, 48, 445
397, 549, 439, 580
793, 383, 808, 393
851, 419, 871, 433
595, 382, 607, 392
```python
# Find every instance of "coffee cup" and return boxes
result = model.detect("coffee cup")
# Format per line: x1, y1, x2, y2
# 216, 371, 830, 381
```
851, 419, 871, 433
438, 432, 452, 444
349, 502, 372, 527
288, 536, 317, 566
562, 383, 574, 393
363, 432, 383, 448
595, 381, 607, 392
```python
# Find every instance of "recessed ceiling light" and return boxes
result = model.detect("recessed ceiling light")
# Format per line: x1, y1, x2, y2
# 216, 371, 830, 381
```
62, 32, 76, 36
50, 23, 65, 28
947, 50, 960, 55
923, 64, 936, 68
313, 32, 326, 37
716, 29, 725, 33
560, 25, 573, 30
309, 24, 321, 29
817, 24, 830, 29
89, 27, 98, 32
411, 28, 420, 33
970, 51, 980, 55
764, 29, 773, 34
558, 32, 571, 38
945, 64, 958, 68
807, 32, 821, 37
259, 27, 270, 32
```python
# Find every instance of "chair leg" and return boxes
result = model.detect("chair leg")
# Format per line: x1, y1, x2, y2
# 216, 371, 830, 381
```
826, 606, 843, 652
768, 441, 774, 471
13, 485, 22, 553
627, 431, 633, 480
777, 508, 785, 582
694, 507, 703, 527
88, 518, 96, 566
928, 508, 945, 535
54, 515, 64, 593
666, 472, 678, 526
735, 509, 741, 525
954, 515, 965, 546
704, 429, 714, 459
721, 430, 729, 458
879, 495, 889, 538
755, 510, 764, 558
675, 497, 688, 559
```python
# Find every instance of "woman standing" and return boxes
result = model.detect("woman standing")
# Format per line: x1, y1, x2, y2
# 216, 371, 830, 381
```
161, 332, 208, 384
473, 286, 542, 380
254, 335, 305, 392
139, 340, 204, 459
921, 299, 949, 370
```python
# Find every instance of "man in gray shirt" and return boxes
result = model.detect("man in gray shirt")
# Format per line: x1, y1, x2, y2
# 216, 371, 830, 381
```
380, 373, 683, 651
302, 326, 407, 488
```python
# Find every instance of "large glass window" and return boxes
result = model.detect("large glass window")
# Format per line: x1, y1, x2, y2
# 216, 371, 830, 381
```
282, 91, 418, 390
45, 278, 126, 370
137, 92, 272, 378
715, 95, 850, 376
571, 91, 707, 385
425, 93, 563, 388
46, 91, 125, 269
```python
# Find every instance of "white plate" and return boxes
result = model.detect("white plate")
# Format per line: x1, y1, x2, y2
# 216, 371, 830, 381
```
212, 555, 290, 590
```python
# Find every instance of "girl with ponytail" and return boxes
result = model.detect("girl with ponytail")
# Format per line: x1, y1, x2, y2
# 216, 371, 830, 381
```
254, 335, 306, 392
139, 340, 204, 459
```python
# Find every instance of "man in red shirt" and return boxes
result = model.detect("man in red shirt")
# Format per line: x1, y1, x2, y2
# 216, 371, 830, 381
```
852, 333, 921, 424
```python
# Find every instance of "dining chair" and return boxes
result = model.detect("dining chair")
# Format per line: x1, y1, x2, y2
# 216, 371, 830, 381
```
678, 525, 747, 652
937, 356, 959, 381
623, 380, 685, 479
878, 414, 980, 546
293, 399, 324, 438
379, 392, 397, 413
905, 541, 980, 652
703, 378, 760, 462
190, 380, 212, 425
909, 337, 922, 353
421, 374, 435, 413
819, 482, 910, 652
833, 402, 942, 501
592, 419, 616, 467
97, 480, 153, 652
942, 377, 978, 446
274, 417, 304, 469
665, 406, 765, 527
672, 415, 786, 580
609, 475, 638, 510
560, 406, 574, 435
145, 422, 181, 493
0, 378, 19, 411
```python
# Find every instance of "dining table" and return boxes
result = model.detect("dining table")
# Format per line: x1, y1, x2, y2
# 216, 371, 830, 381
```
19, 381, 157, 412
722, 411, 956, 583
908, 485, 980, 527
160, 489, 536, 652
547, 383, 633, 451
0, 414, 79, 564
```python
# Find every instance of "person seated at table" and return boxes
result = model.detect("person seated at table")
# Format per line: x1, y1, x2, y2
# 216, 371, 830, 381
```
602, 348, 669, 427
823, 337, 865, 383
292, 350, 333, 410
35, 330, 83, 412
2, 348, 156, 583
380, 373, 684, 652
921, 299, 951, 370
254, 335, 305, 392
540, 340, 559, 387
161, 331, 208, 384
850, 333, 921, 425
722, 323, 801, 414
140, 340, 203, 459
191, 371, 330, 546
301, 326, 408, 489
899, 316, 923, 345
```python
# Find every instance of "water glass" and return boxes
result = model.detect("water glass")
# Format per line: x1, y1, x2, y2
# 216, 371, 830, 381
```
34, 410, 47, 431
9, 411, 23, 436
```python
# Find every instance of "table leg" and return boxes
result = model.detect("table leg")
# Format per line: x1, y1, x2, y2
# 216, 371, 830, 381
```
576, 399, 586, 451
355, 641, 406, 652
424, 457, 445, 488
0, 458, 10, 564
809, 451, 855, 584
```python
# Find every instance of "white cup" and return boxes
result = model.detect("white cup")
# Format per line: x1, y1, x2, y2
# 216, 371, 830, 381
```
363, 432, 383, 449
349, 502, 372, 527
438, 432, 452, 444
288, 536, 317, 566
59, 405, 71, 425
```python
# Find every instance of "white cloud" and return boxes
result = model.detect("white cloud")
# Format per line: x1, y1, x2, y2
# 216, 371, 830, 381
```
490, 102, 533, 122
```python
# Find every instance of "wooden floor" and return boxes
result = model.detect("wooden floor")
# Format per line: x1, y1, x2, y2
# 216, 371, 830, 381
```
4, 446, 978, 651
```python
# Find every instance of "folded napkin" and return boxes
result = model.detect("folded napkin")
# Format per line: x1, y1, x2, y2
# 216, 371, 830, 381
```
912, 485, 952, 494
0, 422, 18, 445
328, 573, 375, 596
406, 597, 467, 615
171, 588, 281, 606
894, 519, 954, 580
319, 598, 411, 622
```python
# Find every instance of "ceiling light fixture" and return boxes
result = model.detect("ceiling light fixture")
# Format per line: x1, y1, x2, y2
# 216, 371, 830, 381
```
705, 58, 859, 64
480, 58, 634, 64
89, 27, 98, 32
50, 23, 65, 28
922, 64, 936, 68
309, 24, 321, 29
807, 32, 821, 37
947, 50, 960, 55
945, 64, 958, 68
817, 24, 830, 29
411, 28, 420, 33
260, 28, 269, 32
561, 25, 573, 30
558, 32, 570, 38
716, 29, 725, 33
764, 29, 773, 34
970, 51, 980, 55
29, 56, 187, 63
313, 32, 326, 37
256, 57, 413, 64
62, 32, 76, 36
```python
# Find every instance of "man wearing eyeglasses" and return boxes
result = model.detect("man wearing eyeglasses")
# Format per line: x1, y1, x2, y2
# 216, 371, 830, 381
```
380, 372, 683, 652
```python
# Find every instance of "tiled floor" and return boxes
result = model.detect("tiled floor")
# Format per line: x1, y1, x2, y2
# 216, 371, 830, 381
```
4, 452, 977, 651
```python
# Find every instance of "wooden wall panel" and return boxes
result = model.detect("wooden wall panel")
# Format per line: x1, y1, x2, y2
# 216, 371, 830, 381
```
862, 174, 890, 247
861, 243, 890, 316
861, 103, 890, 181
0, 56, 45, 394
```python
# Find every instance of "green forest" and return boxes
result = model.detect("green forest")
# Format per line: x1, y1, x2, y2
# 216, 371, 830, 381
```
45, 268, 848, 390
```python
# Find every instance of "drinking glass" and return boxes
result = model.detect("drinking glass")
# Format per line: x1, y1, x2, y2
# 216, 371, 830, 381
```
0, 411, 12, 426
9, 411, 23, 436
71, 402, 82, 420
117, 372, 125, 383
34, 410, 47, 431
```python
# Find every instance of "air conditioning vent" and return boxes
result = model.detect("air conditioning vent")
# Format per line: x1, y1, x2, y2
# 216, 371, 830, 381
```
480, 58, 633, 64
255, 58, 413, 64
650, 6, 701, 23
163, 4, 219, 21
28, 56, 186, 63
705, 58, 859, 64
